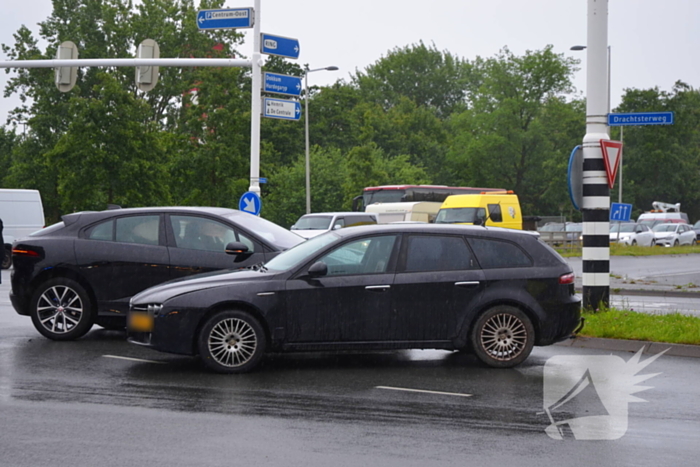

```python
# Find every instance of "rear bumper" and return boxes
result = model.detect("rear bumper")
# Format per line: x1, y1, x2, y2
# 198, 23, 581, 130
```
536, 299, 582, 346
9, 291, 29, 316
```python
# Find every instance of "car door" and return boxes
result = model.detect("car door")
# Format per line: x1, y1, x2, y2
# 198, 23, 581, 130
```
637, 225, 654, 246
74, 214, 170, 314
166, 214, 267, 280
284, 234, 399, 343
390, 234, 484, 342
679, 224, 695, 245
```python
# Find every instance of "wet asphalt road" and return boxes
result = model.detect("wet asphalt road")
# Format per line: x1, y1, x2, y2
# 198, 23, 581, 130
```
2, 269, 700, 466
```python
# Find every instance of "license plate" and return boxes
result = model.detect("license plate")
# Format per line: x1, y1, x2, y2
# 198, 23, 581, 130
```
128, 312, 153, 332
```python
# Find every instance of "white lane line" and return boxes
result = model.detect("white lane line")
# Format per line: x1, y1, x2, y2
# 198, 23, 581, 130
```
376, 386, 472, 397
103, 355, 167, 364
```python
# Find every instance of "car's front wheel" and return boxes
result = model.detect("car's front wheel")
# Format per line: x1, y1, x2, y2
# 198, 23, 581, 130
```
197, 310, 266, 374
674, 239, 680, 247
470, 305, 535, 368
29, 278, 94, 340
631, 239, 637, 246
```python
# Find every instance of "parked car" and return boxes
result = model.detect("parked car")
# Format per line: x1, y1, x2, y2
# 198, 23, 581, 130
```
651, 223, 697, 247
693, 220, 700, 239
128, 224, 582, 373
609, 223, 655, 246
10, 207, 305, 340
290, 212, 377, 239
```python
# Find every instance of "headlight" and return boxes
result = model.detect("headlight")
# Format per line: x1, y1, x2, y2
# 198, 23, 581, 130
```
147, 304, 163, 315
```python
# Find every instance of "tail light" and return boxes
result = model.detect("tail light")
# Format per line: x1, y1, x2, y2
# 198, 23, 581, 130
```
559, 272, 575, 285
12, 248, 41, 258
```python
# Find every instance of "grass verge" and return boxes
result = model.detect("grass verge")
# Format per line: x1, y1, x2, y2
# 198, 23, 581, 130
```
580, 309, 700, 345
558, 243, 700, 257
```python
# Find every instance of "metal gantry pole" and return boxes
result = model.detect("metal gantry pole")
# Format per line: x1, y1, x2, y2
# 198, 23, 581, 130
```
248, 0, 262, 195
582, 0, 610, 309
304, 70, 311, 214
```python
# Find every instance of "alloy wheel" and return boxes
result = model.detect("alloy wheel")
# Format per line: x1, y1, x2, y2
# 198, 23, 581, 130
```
479, 312, 528, 361
208, 317, 259, 368
36, 285, 84, 335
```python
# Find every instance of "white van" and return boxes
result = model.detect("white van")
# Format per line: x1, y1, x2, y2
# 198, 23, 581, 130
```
290, 212, 377, 239
365, 202, 442, 224
0, 189, 45, 268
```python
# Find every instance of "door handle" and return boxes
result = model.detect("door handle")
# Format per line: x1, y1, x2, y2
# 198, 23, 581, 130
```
455, 281, 480, 287
365, 285, 390, 291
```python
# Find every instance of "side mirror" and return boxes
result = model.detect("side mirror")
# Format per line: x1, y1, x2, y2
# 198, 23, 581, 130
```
290, 224, 296, 230
332, 224, 342, 230
225, 241, 250, 256
307, 261, 328, 277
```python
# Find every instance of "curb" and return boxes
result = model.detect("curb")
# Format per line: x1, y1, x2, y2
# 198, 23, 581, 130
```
576, 288, 700, 298
554, 336, 700, 359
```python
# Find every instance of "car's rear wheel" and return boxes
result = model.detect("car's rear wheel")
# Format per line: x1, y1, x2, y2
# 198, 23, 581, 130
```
29, 278, 94, 340
470, 305, 535, 368
197, 310, 266, 374
2, 246, 11, 269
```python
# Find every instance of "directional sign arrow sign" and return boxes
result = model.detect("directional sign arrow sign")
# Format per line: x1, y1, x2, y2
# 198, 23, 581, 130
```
263, 97, 302, 121
263, 72, 303, 97
260, 33, 300, 59
600, 139, 623, 189
197, 8, 254, 30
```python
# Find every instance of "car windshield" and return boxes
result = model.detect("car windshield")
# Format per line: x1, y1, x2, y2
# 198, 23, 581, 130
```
435, 208, 485, 224
222, 212, 304, 250
652, 224, 677, 232
610, 223, 635, 233
264, 233, 340, 272
565, 223, 582, 232
292, 216, 333, 230
695, 220, 700, 228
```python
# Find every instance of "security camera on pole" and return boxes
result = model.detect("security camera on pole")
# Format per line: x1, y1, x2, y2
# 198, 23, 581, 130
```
581, 0, 611, 309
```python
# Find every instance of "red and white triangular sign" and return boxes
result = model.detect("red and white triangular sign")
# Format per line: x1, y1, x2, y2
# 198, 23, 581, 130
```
600, 139, 623, 189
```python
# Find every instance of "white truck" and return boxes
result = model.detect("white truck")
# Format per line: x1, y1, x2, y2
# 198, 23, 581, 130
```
365, 201, 442, 224
0, 189, 45, 268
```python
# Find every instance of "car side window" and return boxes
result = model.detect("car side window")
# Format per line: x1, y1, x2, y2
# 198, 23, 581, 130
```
468, 237, 533, 269
86, 220, 114, 241
170, 215, 244, 253
319, 235, 397, 276
487, 204, 503, 223
115, 216, 161, 246
404, 235, 476, 272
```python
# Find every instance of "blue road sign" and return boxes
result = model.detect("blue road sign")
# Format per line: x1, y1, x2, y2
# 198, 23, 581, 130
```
239, 191, 261, 216
610, 202, 633, 222
197, 8, 254, 30
608, 112, 674, 126
567, 145, 583, 211
263, 72, 302, 97
263, 97, 302, 121
261, 33, 300, 59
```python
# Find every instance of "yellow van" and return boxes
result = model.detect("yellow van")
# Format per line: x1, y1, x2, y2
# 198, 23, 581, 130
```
435, 192, 522, 230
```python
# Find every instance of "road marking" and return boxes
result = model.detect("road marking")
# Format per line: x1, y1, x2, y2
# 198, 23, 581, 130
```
103, 355, 167, 364
376, 386, 472, 397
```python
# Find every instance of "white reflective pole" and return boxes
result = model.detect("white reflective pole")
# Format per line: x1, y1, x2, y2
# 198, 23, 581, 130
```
248, 0, 262, 196
581, 0, 610, 309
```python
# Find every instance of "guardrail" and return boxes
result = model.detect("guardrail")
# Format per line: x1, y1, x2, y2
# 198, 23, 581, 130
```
538, 231, 582, 248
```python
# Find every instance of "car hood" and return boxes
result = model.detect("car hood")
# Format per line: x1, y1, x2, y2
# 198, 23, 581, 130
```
131, 268, 274, 305
653, 232, 675, 238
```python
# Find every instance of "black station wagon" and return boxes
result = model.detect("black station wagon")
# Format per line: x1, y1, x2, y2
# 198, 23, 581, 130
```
127, 224, 582, 372
10, 207, 304, 340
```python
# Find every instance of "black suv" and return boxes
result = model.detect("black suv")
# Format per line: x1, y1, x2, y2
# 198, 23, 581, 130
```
11, 207, 304, 340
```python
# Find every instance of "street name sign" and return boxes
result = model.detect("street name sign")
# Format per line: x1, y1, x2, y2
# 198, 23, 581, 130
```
197, 8, 254, 30
600, 140, 623, 189
261, 33, 300, 59
263, 97, 301, 121
263, 72, 302, 96
608, 112, 674, 126
239, 191, 261, 216
610, 203, 632, 222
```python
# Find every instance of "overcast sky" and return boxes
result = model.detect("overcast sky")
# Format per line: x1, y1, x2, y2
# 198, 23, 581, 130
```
2, 0, 699, 129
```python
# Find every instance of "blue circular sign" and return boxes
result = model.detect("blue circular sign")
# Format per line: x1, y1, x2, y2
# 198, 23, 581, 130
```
239, 191, 262, 216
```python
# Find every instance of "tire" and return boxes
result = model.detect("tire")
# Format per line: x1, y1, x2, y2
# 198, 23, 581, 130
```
29, 278, 94, 340
651, 239, 656, 247
674, 239, 680, 247
470, 305, 535, 368
197, 310, 266, 374
2, 246, 11, 269
631, 240, 637, 246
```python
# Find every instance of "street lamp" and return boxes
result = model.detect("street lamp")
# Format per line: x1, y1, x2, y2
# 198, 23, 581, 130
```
571, 45, 619, 202
304, 65, 338, 214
